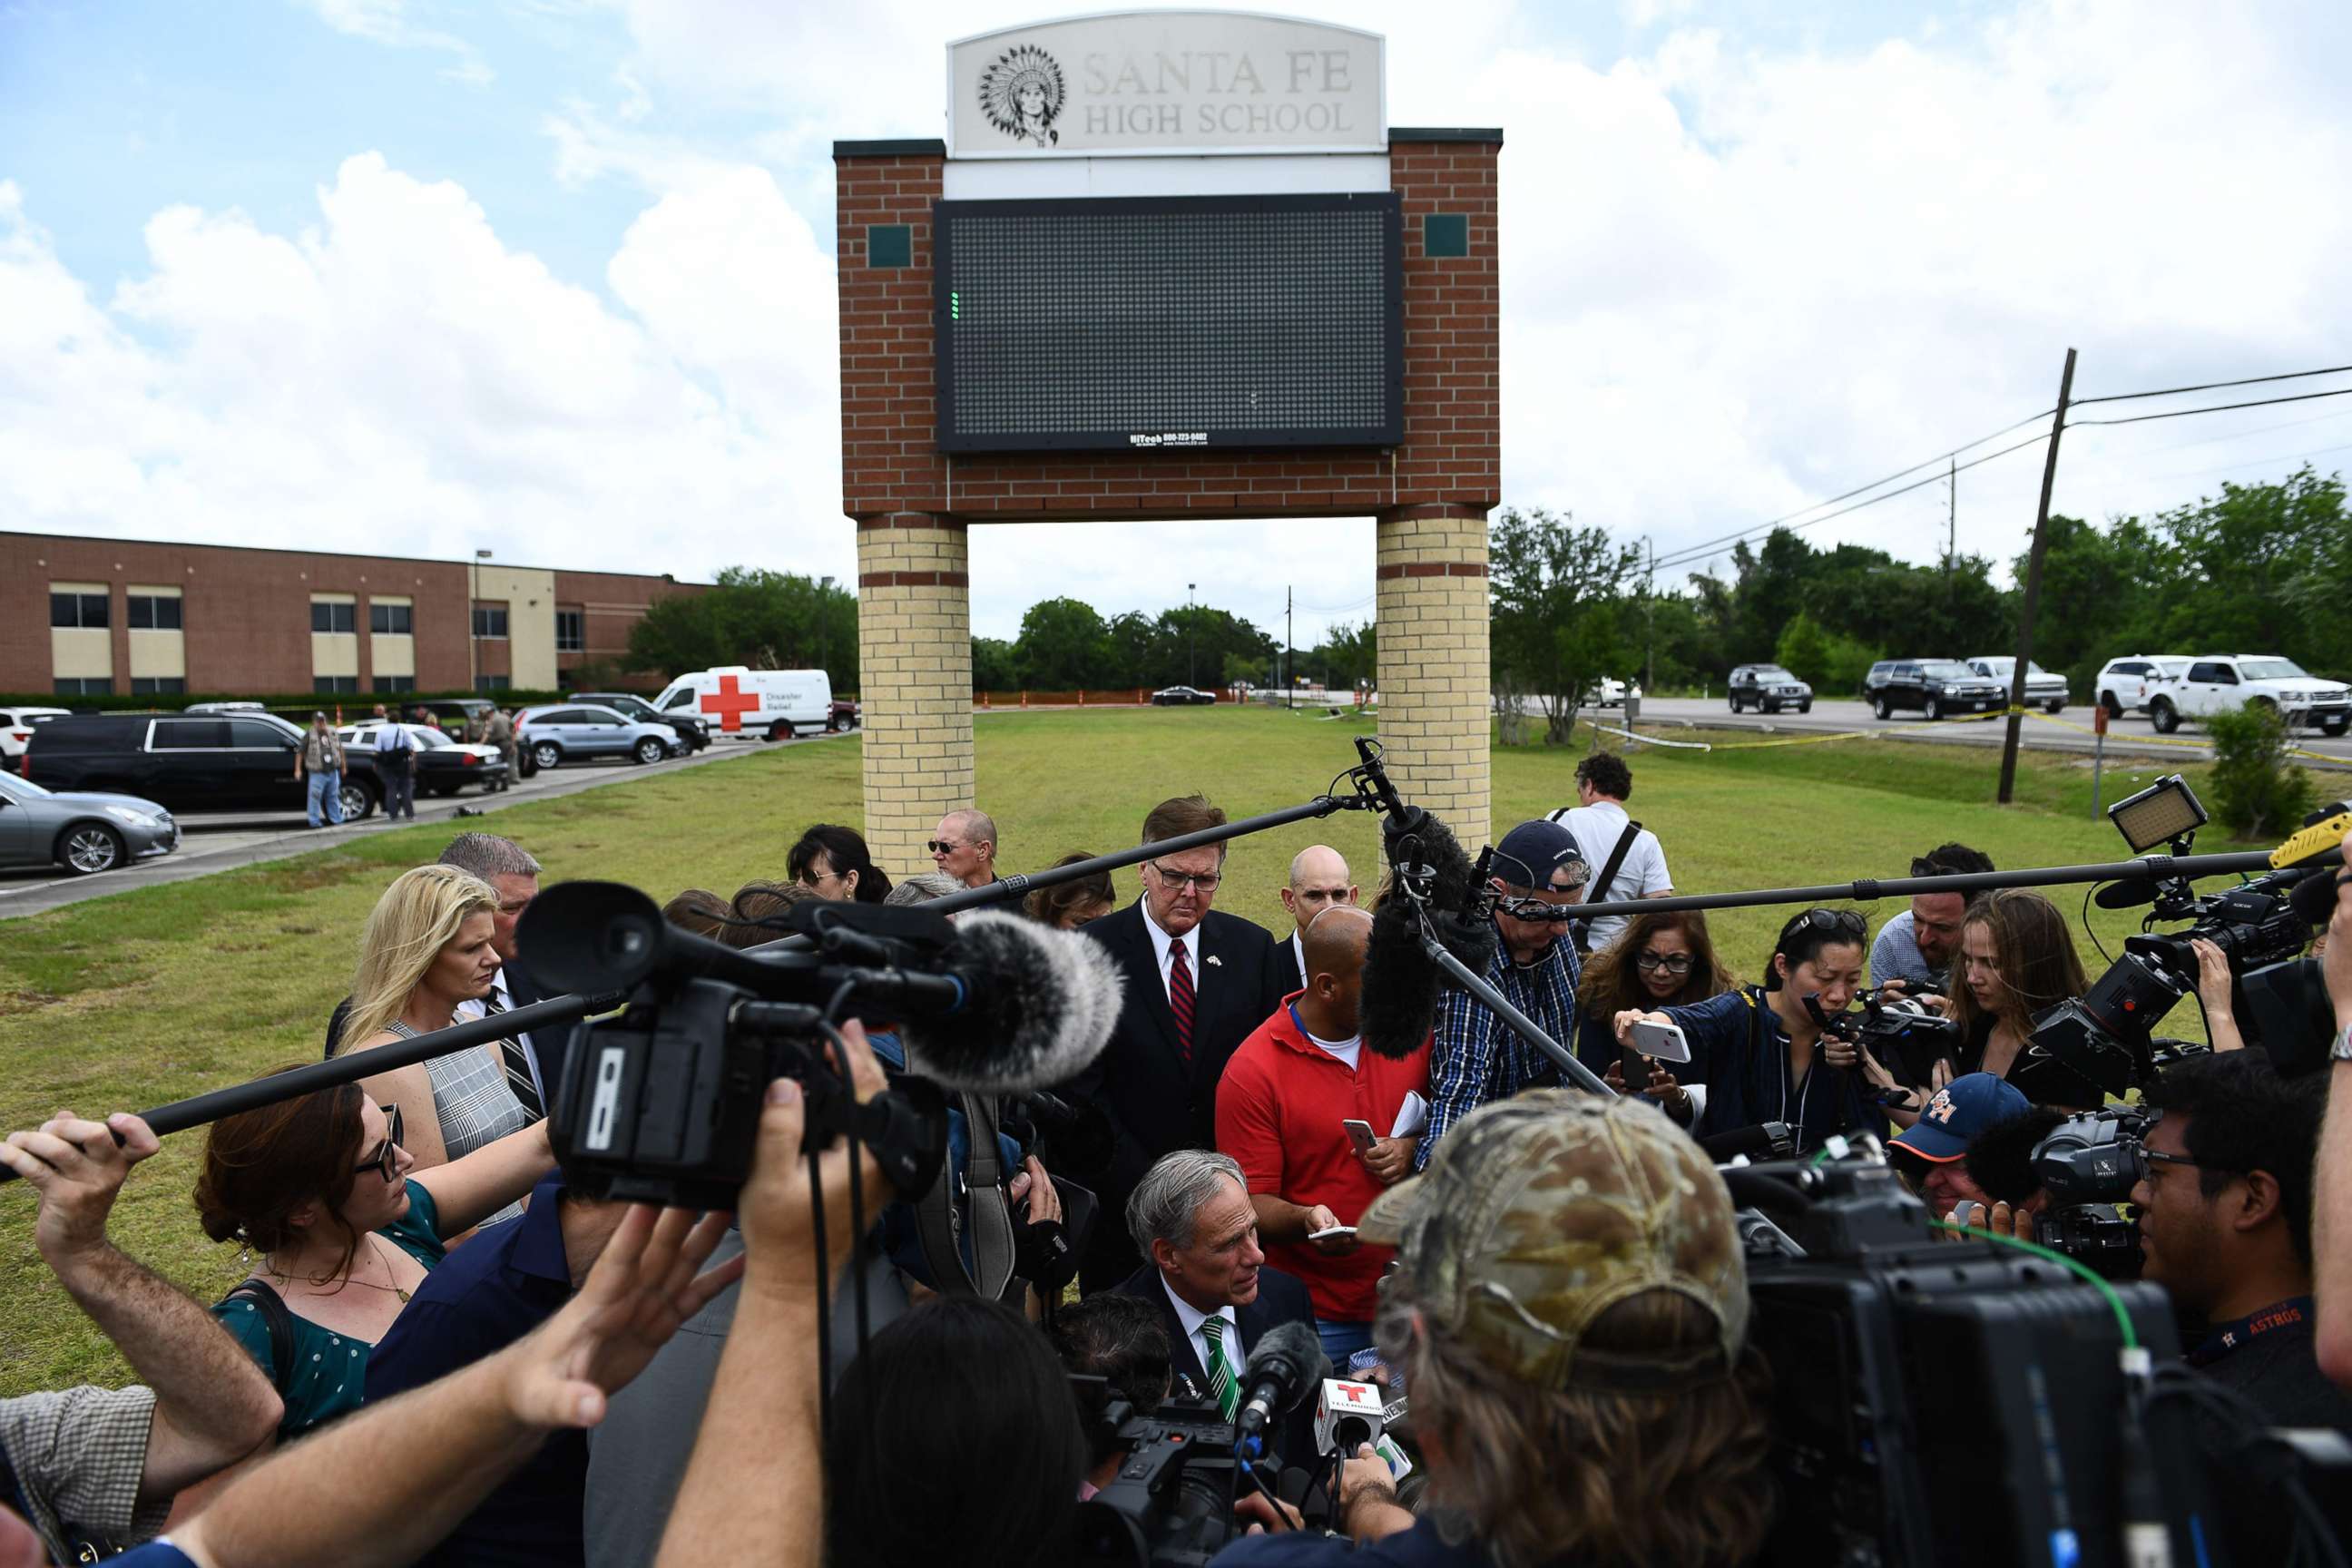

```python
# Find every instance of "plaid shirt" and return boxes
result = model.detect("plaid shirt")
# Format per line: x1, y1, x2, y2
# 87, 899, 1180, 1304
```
1416, 932, 1583, 1170
0, 1384, 166, 1562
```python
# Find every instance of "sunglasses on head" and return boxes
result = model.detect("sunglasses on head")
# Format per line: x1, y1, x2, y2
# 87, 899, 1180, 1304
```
1778, 907, 1867, 946
355, 1103, 405, 1181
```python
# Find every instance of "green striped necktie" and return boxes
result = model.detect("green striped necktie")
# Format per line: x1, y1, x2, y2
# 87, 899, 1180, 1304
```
1201, 1316, 1240, 1422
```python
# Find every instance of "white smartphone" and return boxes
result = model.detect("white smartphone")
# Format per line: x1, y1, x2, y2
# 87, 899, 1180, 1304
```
1341, 1118, 1378, 1154
1308, 1225, 1358, 1242
1629, 1018, 1692, 1063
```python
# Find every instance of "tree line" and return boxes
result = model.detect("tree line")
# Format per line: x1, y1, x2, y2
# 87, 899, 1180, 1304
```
623, 468, 2348, 713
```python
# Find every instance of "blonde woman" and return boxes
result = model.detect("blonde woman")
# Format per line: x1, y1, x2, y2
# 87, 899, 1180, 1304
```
332, 865, 536, 1175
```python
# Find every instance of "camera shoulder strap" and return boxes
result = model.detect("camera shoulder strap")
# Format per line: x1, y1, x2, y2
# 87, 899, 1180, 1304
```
223, 1279, 298, 1393
1573, 818, 1643, 955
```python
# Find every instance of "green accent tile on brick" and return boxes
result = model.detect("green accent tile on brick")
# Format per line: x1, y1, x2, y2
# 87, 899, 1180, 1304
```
867, 224, 912, 269
1423, 213, 1470, 259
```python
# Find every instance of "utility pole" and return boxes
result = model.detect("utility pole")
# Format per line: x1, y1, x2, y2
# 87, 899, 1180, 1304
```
1186, 583, 1197, 687
1996, 348, 2077, 805
1643, 535, 1655, 696
1945, 456, 1956, 578
1286, 586, 1294, 709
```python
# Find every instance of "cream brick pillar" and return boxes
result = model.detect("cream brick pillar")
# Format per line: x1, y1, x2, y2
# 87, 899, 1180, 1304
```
1375, 505, 1491, 850
856, 514, 974, 879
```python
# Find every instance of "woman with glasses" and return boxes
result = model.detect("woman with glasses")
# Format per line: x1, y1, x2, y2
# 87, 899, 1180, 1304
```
1573, 910, 1736, 1122
1613, 906, 1887, 1152
193, 1073, 554, 1443
788, 823, 892, 905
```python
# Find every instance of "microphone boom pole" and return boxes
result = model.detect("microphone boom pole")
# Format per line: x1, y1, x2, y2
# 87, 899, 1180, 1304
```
1416, 926, 1613, 1096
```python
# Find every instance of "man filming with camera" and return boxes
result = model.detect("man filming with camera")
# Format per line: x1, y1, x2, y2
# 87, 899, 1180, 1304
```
1215, 1091, 1773, 1566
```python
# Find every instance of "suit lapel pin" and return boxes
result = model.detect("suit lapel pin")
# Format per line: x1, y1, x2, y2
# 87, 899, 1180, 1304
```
1206, 954, 1222, 967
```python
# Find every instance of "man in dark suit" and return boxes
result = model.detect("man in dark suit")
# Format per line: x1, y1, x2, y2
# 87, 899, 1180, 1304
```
1274, 845, 1360, 997
1072, 795, 1289, 1291
1111, 1149, 1321, 1469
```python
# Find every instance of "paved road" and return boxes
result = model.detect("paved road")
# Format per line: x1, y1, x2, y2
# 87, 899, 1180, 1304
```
0, 731, 847, 921
1602, 697, 2352, 769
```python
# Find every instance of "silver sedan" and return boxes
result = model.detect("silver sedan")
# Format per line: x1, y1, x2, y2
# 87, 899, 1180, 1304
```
0, 770, 180, 876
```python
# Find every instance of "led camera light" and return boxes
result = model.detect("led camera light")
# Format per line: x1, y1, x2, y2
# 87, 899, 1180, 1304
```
2108, 773, 2207, 854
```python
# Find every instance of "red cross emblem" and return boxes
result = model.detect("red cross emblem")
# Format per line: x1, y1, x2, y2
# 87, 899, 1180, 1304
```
699, 674, 760, 732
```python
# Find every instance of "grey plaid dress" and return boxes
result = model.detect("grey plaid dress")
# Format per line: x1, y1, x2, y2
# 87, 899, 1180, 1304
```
387, 1020, 532, 1222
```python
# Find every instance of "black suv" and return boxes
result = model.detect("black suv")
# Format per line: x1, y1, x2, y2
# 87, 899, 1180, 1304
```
1862, 660, 2008, 720
1725, 664, 1813, 714
572, 691, 709, 752
27, 713, 382, 818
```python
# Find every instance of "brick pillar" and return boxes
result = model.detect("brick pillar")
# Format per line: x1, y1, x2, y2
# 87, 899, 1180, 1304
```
1376, 505, 1490, 850
857, 514, 973, 879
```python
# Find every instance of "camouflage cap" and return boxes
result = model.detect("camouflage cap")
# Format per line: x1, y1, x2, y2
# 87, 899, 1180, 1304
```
1357, 1089, 1747, 1393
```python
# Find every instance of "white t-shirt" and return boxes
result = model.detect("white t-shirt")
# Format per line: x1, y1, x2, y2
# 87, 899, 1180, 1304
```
1548, 799, 1671, 951
1301, 1023, 1363, 1073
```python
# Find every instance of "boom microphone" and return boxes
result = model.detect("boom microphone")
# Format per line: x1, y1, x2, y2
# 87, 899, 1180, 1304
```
2093, 879, 2162, 911
1235, 1320, 1330, 1458
897, 911, 1125, 1093
1361, 806, 1499, 1059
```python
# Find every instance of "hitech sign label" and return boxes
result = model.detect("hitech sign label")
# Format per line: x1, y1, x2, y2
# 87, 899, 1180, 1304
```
948, 12, 1386, 160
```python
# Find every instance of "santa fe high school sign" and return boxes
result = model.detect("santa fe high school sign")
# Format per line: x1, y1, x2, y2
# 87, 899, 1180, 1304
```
948, 12, 1385, 158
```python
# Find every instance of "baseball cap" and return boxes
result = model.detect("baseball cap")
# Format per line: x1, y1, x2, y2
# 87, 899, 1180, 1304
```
1490, 819, 1587, 892
1887, 1073, 2030, 1162
1357, 1091, 1746, 1394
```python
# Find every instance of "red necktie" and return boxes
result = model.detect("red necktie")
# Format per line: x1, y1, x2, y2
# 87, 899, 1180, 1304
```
1169, 938, 1196, 1064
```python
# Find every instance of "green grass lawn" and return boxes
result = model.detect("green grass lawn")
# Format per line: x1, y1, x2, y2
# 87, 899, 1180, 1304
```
0, 710, 2266, 1392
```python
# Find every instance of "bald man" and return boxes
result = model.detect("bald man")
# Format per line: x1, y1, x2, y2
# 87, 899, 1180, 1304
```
930, 809, 998, 889
1276, 845, 1360, 995
1216, 906, 1431, 1362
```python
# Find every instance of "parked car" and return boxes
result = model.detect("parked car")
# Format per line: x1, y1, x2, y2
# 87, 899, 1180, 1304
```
513, 704, 678, 769
830, 698, 861, 731
650, 667, 834, 741
1150, 686, 1219, 706
336, 722, 509, 796
570, 692, 706, 754
183, 701, 269, 715
2092, 655, 2192, 718
25, 712, 380, 819
1965, 656, 2069, 714
1581, 678, 1644, 709
1862, 659, 2008, 720
1724, 665, 1811, 714
0, 769, 178, 876
1, 707, 71, 767
2147, 655, 2352, 736
408, 698, 500, 736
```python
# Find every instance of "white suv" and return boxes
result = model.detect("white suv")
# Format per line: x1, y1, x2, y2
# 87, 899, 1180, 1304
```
2092, 655, 2191, 718
2147, 655, 2351, 737
1, 706, 72, 767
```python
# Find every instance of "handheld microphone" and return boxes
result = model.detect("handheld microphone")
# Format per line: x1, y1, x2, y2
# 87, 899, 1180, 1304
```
1314, 1377, 1386, 1458
1235, 1320, 1329, 1457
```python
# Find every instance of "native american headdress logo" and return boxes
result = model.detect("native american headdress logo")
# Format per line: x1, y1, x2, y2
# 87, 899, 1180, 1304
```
979, 44, 1065, 148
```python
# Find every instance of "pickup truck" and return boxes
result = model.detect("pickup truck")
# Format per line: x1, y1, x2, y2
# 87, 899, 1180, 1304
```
2146, 656, 2351, 737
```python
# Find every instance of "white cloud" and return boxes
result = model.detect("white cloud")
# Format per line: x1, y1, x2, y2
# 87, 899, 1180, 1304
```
291, 0, 495, 85
0, 154, 849, 587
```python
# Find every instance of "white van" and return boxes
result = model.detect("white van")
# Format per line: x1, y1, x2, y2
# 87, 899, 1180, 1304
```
651, 667, 835, 740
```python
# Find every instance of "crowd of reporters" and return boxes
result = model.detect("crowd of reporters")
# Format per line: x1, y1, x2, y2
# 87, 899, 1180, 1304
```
3, 757, 2351, 1567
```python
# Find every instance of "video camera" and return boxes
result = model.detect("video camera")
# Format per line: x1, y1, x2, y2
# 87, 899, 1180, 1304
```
2031, 779, 2341, 1098
2025, 1104, 2160, 1279
1071, 1396, 1240, 1568
1805, 986, 1962, 1089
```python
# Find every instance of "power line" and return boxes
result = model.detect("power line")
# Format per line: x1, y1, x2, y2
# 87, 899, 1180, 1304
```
2068, 386, 2352, 428
1640, 406, 2054, 569
2069, 363, 2352, 407
2139, 439, 2352, 485
1649, 429, 2050, 573
2105, 404, 2351, 458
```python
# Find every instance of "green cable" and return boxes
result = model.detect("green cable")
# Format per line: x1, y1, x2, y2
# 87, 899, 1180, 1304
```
1928, 1219, 2139, 1350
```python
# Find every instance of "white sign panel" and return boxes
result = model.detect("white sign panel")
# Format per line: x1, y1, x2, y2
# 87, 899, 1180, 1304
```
948, 11, 1385, 160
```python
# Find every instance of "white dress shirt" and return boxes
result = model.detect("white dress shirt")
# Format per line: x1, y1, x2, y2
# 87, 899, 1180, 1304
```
1160, 1272, 1245, 1394
1289, 932, 1307, 991
1138, 898, 1201, 1009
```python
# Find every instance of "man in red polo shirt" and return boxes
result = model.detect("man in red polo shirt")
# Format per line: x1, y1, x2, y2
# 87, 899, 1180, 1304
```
1216, 906, 1431, 1363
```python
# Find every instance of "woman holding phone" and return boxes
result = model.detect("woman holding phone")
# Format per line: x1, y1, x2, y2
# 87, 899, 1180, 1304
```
1612, 906, 1888, 1153
1573, 910, 1737, 1122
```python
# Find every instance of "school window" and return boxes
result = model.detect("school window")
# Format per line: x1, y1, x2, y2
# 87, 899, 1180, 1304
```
129, 677, 188, 695
313, 675, 359, 693
311, 601, 357, 634
127, 594, 183, 631
50, 592, 109, 629
555, 608, 585, 652
378, 676, 416, 693
472, 605, 509, 640
53, 677, 110, 696
370, 603, 415, 635
475, 674, 511, 692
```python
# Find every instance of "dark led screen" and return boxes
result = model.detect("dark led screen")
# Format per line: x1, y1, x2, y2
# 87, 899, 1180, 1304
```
936, 192, 1402, 453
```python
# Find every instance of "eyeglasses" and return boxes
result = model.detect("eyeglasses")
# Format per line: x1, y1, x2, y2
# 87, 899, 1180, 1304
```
799, 867, 846, 888
1635, 952, 1695, 975
1779, 908, 1867, 945
1145, 859, 1221, 894
356, 1104, 404, 1181
927, 839, 964, 855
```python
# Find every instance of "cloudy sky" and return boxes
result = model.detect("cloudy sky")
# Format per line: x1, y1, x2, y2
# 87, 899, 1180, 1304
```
4, 0, 2348, 645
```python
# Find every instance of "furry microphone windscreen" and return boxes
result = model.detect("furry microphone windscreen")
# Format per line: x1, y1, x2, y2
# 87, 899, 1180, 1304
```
899, 910, 1125, 1093
1360, 807, 1496, 1059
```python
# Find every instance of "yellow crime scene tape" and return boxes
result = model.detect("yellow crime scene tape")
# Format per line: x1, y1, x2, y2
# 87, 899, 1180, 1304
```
1607, 704, 2342, 763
